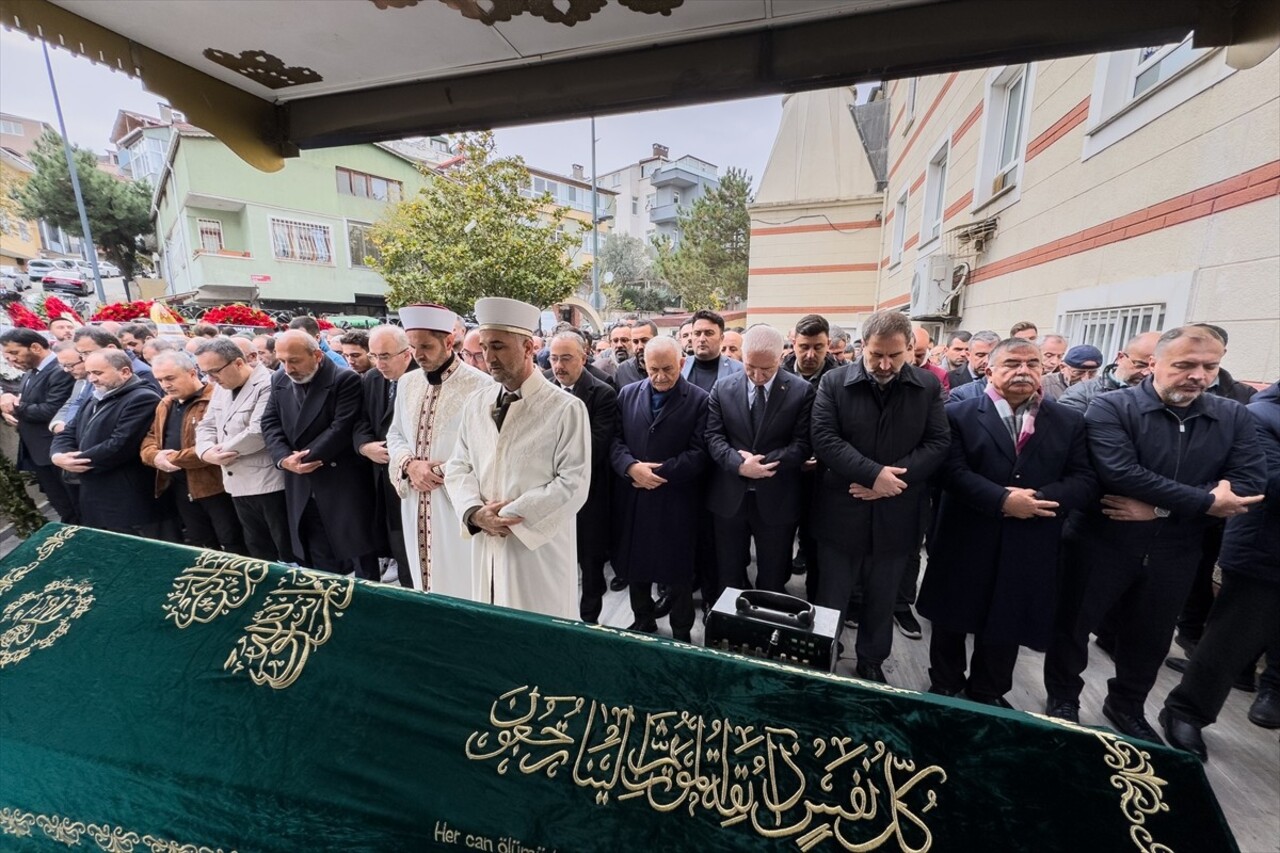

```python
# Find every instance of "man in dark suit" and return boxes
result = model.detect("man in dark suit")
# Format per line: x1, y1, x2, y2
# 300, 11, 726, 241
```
614, 321, 657, 388
946, 329, 1000, 393
50, 350, 162, 535
610, 336, 708, 642
546, 330, 619, 622
262, 330, 378, 577
354, 325, 420, 586
706, 324, 814, 599
917, 337, 1097, 707
1, 328, 77, 522
810, 310, 950, 684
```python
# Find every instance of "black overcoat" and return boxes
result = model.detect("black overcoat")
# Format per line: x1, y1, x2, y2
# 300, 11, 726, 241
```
809, 361, 950, 556
15, 359, 74, 470
916, 394, 1098, 650
261, 357, 376, 560
609, 376, 708, 585
352, 361, 420, 556
50, 376, 160, 531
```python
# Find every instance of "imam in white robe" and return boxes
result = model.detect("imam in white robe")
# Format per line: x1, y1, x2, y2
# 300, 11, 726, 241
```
445, 369, 591, 620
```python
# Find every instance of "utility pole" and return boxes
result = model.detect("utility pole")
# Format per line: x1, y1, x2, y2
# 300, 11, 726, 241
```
42, 41, 106, 303
589, 116, 605, 312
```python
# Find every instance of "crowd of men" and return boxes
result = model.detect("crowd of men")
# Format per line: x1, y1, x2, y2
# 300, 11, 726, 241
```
2, 302, 1276, 763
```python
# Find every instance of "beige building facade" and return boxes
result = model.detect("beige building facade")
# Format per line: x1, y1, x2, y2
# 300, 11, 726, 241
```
748, 40, 1279, 384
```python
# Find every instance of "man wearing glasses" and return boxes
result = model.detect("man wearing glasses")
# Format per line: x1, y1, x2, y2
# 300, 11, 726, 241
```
1041, 345, 1103, 401
194, 336, 295, 564
49, 341, 89, 435
460, 326, 488, 374
1057, 333, 1161, 414
354, 325, 420, 586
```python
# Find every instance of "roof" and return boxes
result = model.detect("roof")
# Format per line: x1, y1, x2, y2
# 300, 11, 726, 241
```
2, 0, 1274, 172
754, 88, 881, 206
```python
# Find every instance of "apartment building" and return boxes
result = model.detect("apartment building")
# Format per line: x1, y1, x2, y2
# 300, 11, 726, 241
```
601, 143, 719, 246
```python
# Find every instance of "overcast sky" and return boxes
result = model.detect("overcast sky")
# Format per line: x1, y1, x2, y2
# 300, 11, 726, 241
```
1, 27, 784, 186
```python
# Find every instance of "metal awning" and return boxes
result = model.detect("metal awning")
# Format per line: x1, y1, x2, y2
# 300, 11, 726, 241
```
2, 0, 1275, 172
194, 284, 260, 304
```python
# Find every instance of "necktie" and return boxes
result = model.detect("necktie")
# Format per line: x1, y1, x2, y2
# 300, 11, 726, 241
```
493, 391, 520, 431
750, 383, 766, 438
386, 379, 397, 408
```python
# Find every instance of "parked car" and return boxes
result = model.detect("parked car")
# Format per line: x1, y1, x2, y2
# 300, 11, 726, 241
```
0, 266, 26, 293
40, 271, 93, 298
27, 258, 77, 285
75, 259, 122, 278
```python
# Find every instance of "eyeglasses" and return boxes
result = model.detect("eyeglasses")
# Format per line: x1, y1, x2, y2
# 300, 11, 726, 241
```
1119, 352, 1151, 370
370, 347, 411, 362
59, 357, 84, 371
203, 361, 238, 377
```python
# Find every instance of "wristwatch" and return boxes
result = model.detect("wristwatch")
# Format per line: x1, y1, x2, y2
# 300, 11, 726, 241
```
1153, 507, 1171, 518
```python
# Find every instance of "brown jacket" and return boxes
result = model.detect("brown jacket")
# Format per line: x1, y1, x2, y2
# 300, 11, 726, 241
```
140, 383, 226, 499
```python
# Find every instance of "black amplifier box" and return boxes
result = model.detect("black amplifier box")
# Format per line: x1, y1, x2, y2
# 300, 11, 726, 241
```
704, 588, 840, 673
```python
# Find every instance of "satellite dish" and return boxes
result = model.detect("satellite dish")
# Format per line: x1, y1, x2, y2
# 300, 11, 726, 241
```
603, 271, 615, 284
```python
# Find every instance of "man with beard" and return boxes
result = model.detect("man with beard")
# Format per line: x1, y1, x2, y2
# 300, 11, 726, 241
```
947, 330, 1000, 395
340, 330, 374, 375
1041, 335, 1068, 374
810, 310, 949, 684
917, 338, 1095, 707
387, 305, 492, 594
1041, 345, 1102, 401
1058, 332, 1160, 414
261, 330, 378, 576
253, 334, 280, 371
678, 321, 695, 356
50, 350, 161, 534
446, 297, 591, 619
614, 321, 657, 387
722, 330, 743, 362
781, 314, 842, 598
354, 324, 420, 586
0, 328, 77, 522
546, 330, 618, 622
1043, 326, 1264, 742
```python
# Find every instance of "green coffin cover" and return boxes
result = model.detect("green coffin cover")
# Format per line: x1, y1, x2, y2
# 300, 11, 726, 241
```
0, 524, 1237, 852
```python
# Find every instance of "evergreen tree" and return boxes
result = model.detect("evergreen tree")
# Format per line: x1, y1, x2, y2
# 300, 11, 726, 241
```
652, 168, 752, 310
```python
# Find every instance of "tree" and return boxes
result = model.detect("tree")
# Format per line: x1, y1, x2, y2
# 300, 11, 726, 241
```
597, 233, 652, 287
652, 167, 752, 310
16, 130, 154, 281
369, 132, 582, 312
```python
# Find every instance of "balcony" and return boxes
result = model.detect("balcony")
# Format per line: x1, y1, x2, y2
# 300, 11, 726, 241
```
648, 202, 680, 224
649, 165, 699, 189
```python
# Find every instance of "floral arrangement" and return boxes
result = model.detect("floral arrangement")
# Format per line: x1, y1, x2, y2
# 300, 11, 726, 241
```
33, 294, 85, 326
91, 300, 155, 322
3, 301, 48, 331
317, 317, 336, 331
201, 303, 275, 328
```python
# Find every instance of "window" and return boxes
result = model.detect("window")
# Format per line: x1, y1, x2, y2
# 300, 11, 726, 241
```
920, 143, 949, 244
197, 218, 224, 253
1133, 36, 1198, 98
672, 191, 681, 206
18, 221, 30, 241
0, 213, 10, 235
1059, 303, 1165, 358
347, 221, 381, 268
631, 196, 639, 215
645, 193, 656, 210
336, 167, 402, 202
532, 176, 560, 198
903, 78, 918, 131
611, 173, 621, 188
974, 65, 1032, 208
270, 217, 333, 264
0, 119, 23, 136
890, 190, 908, 265
430, 136, 451, 153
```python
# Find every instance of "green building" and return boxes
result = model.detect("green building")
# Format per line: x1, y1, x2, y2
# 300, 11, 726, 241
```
151, 125, 435, 314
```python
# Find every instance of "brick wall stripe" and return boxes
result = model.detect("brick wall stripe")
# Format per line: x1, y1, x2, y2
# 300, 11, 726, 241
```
751, 304, 876, 314
1025, 96, 1091, 162
952, 102, 984, 146
903, 234, 920, 251
910, 171, 927, 193
749, 220, 879, 237
968, 161, 1280, 284
944, 190, 974, 221
749, 263, 879, 276
878, 293, 911, 309
889, 72, 960, 180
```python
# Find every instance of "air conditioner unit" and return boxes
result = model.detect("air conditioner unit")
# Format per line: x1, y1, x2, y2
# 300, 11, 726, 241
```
909, 253, 956, 319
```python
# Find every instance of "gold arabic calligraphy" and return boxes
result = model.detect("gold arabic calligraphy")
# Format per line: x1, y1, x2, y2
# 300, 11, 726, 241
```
465, 686, 946, 852
163, 550, 271, 628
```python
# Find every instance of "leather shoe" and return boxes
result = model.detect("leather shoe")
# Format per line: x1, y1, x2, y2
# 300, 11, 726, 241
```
627, 619, 658, 634
965, 691, 1013, 710
1164, 656, 1258, 692
1103, 698, 1163, 745
1159, 709, 1207, 761
855, 661, 887, 684
652, 591, 674, 618
671, 629, 692, 643
1248, 689, 1280, 729
1044, 697, 1080, 723
609, 577, 627, 592
927, 683, 962, 698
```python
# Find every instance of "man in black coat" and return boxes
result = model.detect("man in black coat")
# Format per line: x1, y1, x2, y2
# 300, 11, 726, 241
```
706, 324, 813, 599
50, 349, 162, 535
917, 338, 1097, 707
780, 313, 841, 601
546, 330, 619, 622
610, 336, 708, 642
613, 321, 657, 388
946, 329, 1000, 393
1161, 381, 1280, 759
263, 330, 378, 577
810, 310, 950, 684
1043, 326, 1265, 743
1, 328, 77, 522
354, 325, 420, 586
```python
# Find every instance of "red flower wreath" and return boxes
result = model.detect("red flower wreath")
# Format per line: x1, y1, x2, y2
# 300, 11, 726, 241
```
4, 302, 49, 331
200, 303, 275, 328
37, 295, 85, 326
91, 300, 154, 322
